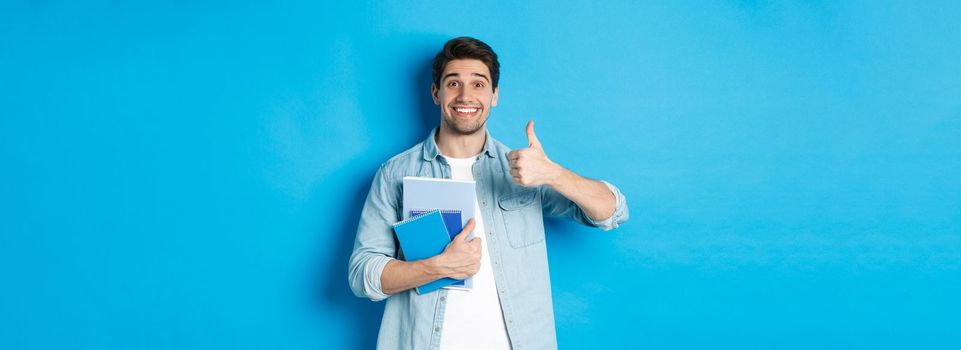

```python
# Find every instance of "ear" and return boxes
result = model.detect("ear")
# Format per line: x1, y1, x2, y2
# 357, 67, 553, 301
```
491, 86, 499, 107
431, 83, 440, 105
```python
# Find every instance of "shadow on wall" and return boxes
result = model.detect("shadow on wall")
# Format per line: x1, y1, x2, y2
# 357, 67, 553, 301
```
312, 37, 443, 350
314, 165, 383, 350
416, 51, 440, 136
396, 33, 447, 145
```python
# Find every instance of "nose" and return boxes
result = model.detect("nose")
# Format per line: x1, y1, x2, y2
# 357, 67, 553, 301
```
454, 89, 473, 102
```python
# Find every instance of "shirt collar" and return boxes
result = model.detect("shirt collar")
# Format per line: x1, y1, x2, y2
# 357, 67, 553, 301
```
422, 126, 496, 161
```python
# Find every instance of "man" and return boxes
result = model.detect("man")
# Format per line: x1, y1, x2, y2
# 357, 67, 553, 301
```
348, 37, 629, 350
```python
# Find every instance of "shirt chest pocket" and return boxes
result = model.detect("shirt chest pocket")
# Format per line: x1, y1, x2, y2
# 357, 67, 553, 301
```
497, 189, 545, 248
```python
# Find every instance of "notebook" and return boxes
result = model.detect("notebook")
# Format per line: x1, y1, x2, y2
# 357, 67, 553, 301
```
410, 209, 465, 288
403, 176, 477, 289
392, 210, 462, 294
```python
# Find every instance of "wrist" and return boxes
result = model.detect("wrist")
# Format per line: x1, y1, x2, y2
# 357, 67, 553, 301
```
420, 255, 450, 279
546, 163, 571, 188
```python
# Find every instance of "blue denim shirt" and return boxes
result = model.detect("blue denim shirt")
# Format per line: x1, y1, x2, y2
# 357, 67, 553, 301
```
348, 127, 629, 349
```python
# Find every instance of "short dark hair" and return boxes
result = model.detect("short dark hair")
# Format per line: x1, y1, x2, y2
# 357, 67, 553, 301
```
432, 37, 499, 91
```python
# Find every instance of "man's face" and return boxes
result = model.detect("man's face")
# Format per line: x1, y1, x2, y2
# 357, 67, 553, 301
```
432, 59, 499, 136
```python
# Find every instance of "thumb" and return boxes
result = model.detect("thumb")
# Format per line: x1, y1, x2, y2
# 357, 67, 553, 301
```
454, 218, 476, 242
526, 120, 542, 149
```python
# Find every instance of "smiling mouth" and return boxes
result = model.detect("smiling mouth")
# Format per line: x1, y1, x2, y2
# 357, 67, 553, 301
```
451, 106, 481, 118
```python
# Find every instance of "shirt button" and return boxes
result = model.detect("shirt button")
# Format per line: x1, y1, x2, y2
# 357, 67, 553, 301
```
435, 327, 441, 332
440, 296, 446, 302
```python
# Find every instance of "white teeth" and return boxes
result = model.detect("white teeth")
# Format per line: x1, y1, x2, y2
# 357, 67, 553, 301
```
455, 108, 478, 113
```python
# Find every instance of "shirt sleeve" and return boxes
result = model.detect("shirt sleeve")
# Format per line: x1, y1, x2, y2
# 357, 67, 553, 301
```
539, 179, 629, 231
348, 164, 401, 302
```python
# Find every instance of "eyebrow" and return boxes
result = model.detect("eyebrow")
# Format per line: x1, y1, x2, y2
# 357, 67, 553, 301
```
442, 72, 490, 83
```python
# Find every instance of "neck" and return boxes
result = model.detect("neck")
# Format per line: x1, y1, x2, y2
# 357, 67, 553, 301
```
435, 124, 487, 158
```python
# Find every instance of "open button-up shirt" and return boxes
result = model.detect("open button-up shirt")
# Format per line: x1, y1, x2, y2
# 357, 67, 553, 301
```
348, 127, 629, 349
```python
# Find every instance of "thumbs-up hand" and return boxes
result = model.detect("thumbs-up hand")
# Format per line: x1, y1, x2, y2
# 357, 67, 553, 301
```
508, 120, 563, 187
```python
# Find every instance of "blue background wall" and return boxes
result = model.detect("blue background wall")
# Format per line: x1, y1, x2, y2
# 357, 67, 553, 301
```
2, 1, 959, 349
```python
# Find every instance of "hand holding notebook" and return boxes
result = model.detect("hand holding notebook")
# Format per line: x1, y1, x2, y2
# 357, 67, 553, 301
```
434, 218, 480, 281
392, 210, 480, 294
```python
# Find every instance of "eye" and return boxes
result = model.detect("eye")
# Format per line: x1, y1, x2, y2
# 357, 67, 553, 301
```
474, 82, 485, 88
447, 81, 459, 88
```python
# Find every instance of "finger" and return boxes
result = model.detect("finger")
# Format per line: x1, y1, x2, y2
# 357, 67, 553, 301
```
526, 120, 542, 149
454, 218, 476, 242
509, 168, 520, 177
510, 148, 527, 162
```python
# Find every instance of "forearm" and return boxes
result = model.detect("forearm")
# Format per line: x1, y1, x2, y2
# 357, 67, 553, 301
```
548, 166, 616, 222
378, 218, 482, 296
380, 257, 448, 295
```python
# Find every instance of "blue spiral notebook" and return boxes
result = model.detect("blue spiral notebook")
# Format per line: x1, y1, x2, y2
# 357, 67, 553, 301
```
410, 209, 465, 289
392, 210, 462, 294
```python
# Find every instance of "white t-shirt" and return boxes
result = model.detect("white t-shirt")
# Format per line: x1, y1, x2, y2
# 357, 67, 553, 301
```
439, 154, 511, 350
